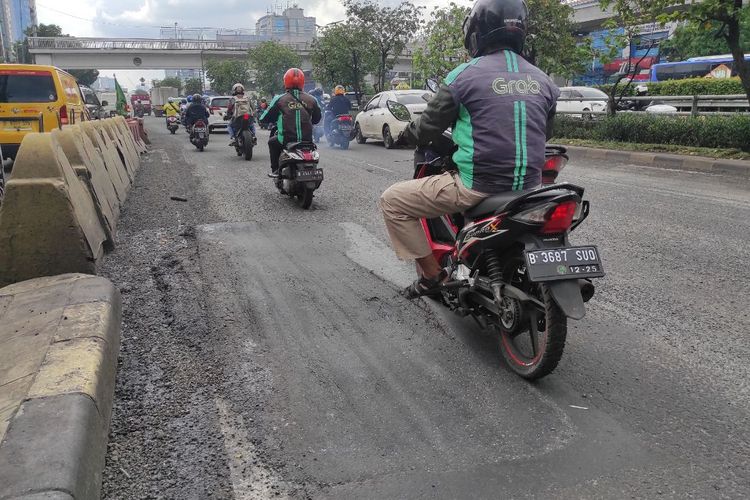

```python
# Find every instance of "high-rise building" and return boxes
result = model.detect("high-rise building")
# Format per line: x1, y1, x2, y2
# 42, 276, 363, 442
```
0, 0, 37, 61
255, 5, 316, 43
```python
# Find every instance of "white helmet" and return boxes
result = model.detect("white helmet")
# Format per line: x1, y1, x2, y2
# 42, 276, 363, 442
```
636, 85, 648, 94
232, 83, 245, 95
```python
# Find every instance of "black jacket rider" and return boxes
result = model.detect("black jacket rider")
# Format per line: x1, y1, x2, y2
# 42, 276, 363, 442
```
185, 102, 209, 128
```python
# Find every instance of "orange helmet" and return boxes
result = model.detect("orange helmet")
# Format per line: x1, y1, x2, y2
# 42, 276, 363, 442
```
283, 68, 305, 90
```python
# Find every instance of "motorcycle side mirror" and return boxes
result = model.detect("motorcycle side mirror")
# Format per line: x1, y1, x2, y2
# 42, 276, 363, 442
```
386, 100, 411, 122
425, 79, 439, 93
101, 100, 108, 106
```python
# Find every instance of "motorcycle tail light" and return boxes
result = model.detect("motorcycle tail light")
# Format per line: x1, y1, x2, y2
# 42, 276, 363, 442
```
542, 201, 578, 234
339, 116, 352, 121
243, 113, 250, 120
513, 200, 581, 234
542, 155, 567, 185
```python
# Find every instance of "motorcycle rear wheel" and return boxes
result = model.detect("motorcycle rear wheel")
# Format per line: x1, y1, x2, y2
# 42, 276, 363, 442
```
340, 140, 350, 150
498, 284, 567, 380
295, 187, 314, 209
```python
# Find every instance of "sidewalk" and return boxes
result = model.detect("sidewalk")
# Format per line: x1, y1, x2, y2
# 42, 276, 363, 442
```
564, 145, 750, 177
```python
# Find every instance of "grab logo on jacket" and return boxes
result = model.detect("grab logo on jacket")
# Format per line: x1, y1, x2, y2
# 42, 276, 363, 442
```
492, 75, 542, 96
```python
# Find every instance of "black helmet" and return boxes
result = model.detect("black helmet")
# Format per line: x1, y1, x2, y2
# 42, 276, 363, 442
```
463, 0, 528, 58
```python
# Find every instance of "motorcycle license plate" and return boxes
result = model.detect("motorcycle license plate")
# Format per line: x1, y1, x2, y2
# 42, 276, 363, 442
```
295, 167, 324, 181
194, 127, 206, 133
524, 246, 604, 282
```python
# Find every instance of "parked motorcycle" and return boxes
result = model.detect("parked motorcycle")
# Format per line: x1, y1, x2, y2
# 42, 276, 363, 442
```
189, 120, 209, 151
232, 114, 257, 161
325, 112, 354, 149
166, 115, 179, 134
389, 99, 604, 380
270, 128, 323, 209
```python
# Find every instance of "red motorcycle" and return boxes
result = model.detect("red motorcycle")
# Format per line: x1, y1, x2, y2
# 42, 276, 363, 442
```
389, 99, 604, 380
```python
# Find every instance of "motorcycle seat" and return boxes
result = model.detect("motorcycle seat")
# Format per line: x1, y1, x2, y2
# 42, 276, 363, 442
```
286, 141, 316, 152
464, 188, 572, 220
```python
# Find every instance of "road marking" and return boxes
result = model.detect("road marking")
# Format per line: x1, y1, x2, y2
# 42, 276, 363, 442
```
153, 148, 171, 165
569, 405, 589, 410
214, 397, 290, 499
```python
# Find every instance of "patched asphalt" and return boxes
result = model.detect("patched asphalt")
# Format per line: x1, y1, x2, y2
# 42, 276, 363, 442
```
101, 117, 750, 499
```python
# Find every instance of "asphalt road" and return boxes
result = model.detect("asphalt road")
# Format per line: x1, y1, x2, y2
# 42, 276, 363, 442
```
101, 117, 750, 499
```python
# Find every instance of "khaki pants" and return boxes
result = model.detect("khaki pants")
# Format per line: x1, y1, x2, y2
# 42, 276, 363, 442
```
379, 172, 487, 260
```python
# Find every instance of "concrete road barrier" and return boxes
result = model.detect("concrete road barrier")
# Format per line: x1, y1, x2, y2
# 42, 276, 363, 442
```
97, 120, 138, 181
125, 119, 147, 153
0, 133, 108, 287
53, 127, 118, 249
108, 117, 140, 168
0, 273, 121, 500
80, 121, 132, 196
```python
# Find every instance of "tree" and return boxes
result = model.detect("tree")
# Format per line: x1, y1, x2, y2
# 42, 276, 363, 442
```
311, 23, 378, 103
525, 0, 591, 78
152, 76, 183, 93
25, 23, 65, 37
601, 0, 750, 105
660, 8, 750, 61
249, 41, 302, 95
184, 77, 203, 95
344, 0, 422, 91
205, 59, 250, 95
15, 23, 66, 63
413, 3, 470, 80
67, 70, 99, 86
592, 4, 661, 114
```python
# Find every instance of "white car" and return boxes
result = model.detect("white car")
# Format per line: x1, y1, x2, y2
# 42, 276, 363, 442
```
207, 96, 232, 133
354, 90, 434, 148
557, 86, 608, 119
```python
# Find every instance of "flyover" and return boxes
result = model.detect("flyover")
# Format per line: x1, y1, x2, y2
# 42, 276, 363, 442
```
26, 37, 414, 75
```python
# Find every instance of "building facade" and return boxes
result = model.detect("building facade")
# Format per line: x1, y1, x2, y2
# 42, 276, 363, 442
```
0, 0, 36, 61
255, 6, 316, 44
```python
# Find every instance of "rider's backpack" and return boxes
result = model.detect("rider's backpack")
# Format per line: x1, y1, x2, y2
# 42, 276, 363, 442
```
234, 95, 251, 116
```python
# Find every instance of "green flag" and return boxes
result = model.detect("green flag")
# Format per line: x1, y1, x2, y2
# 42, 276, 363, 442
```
115, 75, 127, 116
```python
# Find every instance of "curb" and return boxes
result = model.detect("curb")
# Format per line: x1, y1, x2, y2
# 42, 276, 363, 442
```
563, 145, 750, 177
0, 274, 121, 500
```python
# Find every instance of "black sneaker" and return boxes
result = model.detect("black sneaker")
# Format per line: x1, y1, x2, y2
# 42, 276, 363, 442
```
403, 270, 448, 299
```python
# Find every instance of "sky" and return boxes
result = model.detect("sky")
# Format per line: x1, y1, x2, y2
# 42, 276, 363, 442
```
36, 0, 464, 87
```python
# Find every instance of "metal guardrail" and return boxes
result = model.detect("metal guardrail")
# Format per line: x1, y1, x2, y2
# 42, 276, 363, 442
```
556, 94, 750, 116
27, 37, 314, 52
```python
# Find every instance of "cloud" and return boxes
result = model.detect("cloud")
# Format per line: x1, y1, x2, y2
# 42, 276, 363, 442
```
38, 0, 467, 39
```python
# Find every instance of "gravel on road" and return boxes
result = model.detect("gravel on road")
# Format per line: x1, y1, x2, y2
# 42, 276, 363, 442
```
101, 118, 750, 499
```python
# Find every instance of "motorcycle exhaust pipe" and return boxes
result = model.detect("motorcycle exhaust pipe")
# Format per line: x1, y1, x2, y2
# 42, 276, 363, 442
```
579, 279, 595, 303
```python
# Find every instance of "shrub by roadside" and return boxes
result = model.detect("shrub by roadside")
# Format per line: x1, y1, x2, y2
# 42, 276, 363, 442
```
597, 77, 746, 97
552, 114, 750, 152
